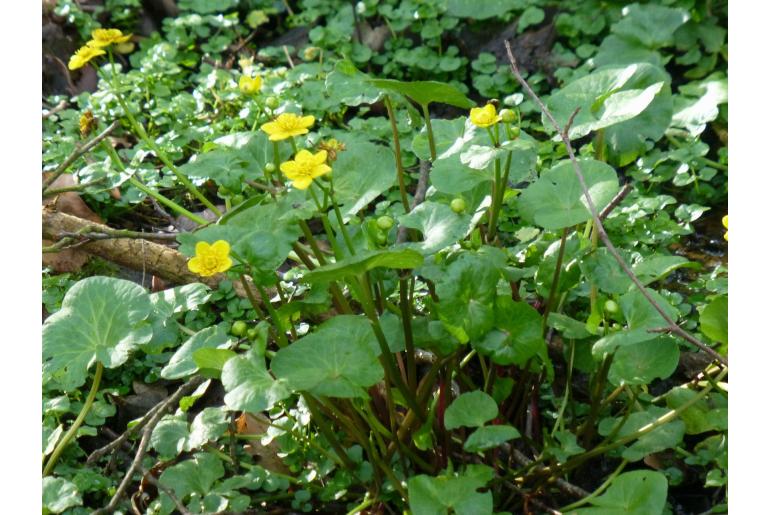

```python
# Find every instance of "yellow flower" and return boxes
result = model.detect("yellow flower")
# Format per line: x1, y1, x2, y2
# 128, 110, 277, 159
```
722, 215, 728, 241
188, 240, 233, 277
88, 28, 132, 48
280, 149, 331, 190
469, 104, 500, 128
261, 113, 315, 141
239, 75, 262, 95
68, 45, 106, 70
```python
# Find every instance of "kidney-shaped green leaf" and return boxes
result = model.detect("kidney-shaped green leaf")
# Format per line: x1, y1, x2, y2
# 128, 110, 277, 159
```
700, 295, 727, 345
408, 465, 494, 515
367, 78, 474, 108
222, 350, 291, 413
444, 391, 498, 430
271, 315, 384, 398
518, 158, 619, 230
564, 470, 668, 515
302, 249, 423, 284
161, 326, 233, 380
463, 425, 521, 453
43, 276, 153, 390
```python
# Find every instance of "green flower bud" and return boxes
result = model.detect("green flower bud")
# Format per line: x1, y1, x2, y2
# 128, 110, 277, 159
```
450, 198, 466, 214
264, 163, 277, 174
604, 300, 619, 314
265, 96, 280, 109
499, 108, 517, 123
376, 216, 394, 230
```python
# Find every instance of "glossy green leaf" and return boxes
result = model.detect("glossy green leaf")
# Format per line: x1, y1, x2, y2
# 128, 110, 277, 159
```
367, 78, 473, 108
161, 326, 233, 380
408, 465, 494, 515
608, 335, 680, 386
598, 406, 685, 462
581, 248, 633, 294
612, 3, 690, 48
222, 350, 291, 413
619, 288, 678, 329
150, 283, 211, 318
475, 297, 545, 366
564, 470, 668, 515
544, 63, 672, 165
665, 387, 727, 435
43, 477, 82, 514
412, 117, 484, 161
193, 348, 237, 379
271, 316, 384, 398
159, 452, 225, 501
518, 158, 619, 230
325, 60, 382, 106
302, 249, 423, 284
434, 249, 506, 343
700, 295, 727, 344
328, 134, 396, 220
151, 415, 190, 458
431, 154, 491, 194
464, 425, 520, 452
444, 391, 498, 430
398, 201, 474, 254
188, 407, 230, 449
43, 276, 153, 390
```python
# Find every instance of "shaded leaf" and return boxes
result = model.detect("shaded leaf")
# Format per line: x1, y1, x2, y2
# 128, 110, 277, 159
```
444, 391, 498, 430
222, 350, 291, 412
464, 425, 520, 452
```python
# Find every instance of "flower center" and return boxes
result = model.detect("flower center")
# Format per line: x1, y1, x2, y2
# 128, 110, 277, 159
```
202, 255, 219, 270
278, 118, 301, 130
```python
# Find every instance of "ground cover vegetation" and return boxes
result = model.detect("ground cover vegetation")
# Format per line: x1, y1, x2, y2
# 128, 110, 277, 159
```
42, 0, 728, 513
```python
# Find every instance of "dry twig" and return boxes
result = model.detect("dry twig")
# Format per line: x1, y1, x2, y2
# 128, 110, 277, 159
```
92, 376, 206, 514
503, 40, 726, 367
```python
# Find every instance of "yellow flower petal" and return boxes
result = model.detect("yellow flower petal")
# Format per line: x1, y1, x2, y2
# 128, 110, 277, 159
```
216, 256, 233, 273
187, 256, 203, 274
311, 150, 328, 165
300, 115, 315, 128
195, 241, 212, 255
211, 240, 231, 258
469, 104, 499, 128
68, 45, 106, 70
292, 177, 314, 190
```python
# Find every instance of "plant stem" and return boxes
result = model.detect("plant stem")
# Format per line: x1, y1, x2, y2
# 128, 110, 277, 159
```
384, 95, 411, 212
254, 281, 289, 348
105, 54, 221, 216
560, 459, 629, 512
102, 141, 208, 225
542, 228, 569, 336
399, 277, 417, 390
303, 394, 358, 472
327, 179, 356, 255
43, 362, 104, 476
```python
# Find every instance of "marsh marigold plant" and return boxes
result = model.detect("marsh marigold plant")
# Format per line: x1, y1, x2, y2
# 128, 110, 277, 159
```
280, 149, 331, 190
187, 240, 233, 277
470, 103, 500, 128
261, 113, 315, 141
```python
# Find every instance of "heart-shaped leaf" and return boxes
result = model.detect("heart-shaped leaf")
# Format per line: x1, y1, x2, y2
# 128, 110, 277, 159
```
463, 425, 520, 452
43, 277, 153, 390
222, 350, 291, 412
444, 391, 498, 430
271, 315, 384, 398
161, 326, 233, 380
518, 158, 619, 230
408, 465, 494, 515
367, 78, 474, 108
564, 470, 668, 515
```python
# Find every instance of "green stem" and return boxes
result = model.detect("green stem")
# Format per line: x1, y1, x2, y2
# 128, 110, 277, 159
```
327, 179, 356, 255
542, 228, 569, 336
487, 150, 512, 241
384, 95, 411, 212
105, 53, 220, 217
303, 394, 358, 472
254, 280, 289, 348
102, 141, 207, 225
43, 363, 104, 476
357, 275, 424, 421
399, 277, 417, 390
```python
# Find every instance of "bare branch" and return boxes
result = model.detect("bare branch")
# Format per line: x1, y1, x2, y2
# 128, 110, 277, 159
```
503, 40, 726, 367
92, 376, 206, 514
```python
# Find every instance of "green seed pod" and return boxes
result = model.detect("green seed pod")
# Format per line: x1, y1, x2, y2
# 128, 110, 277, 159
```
376, 216, 394, 230
246, 328, 259, 340
231, 194, 245, 206
217, 186, 231, 197
264, 163, 276, 174
509, 126, 521, 139
231, 320, 248, 337
450, 198, 466, 214
376, 232, 388, 245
